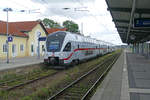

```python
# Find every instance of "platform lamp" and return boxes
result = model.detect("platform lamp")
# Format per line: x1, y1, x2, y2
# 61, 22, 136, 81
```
3, 8, 13, 63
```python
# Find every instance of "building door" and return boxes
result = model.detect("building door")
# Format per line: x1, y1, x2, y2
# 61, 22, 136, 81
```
31, 44, 34, 56
42, 45, 45, 56
12, 44, 17, 57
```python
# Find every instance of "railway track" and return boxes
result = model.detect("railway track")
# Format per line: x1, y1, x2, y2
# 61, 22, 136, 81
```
0, 68, 58, 91
48, 53, 120, 100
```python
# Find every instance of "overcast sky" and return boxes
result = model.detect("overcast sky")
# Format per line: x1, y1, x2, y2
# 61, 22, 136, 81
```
0, 0, 124, 45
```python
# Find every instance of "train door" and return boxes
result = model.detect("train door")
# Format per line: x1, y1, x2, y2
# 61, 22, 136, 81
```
63, 42, 71, 61
98, 45, 100, 55
77, 44, 80, 59
72, 43, 80, 60
96, 46, 98, 56
71, 42, 77, 59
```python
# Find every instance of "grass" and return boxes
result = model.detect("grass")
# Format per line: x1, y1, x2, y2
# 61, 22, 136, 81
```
0, 63, 49, 83
0, 67, 56, 87
0, 50, 122, 100
20, 50, 122, 100
0, 73, 20, 83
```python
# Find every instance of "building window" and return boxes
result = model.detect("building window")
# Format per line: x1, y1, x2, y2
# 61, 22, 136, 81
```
3, 44, 7, 53
20, 44, 24, 52
12, 44, 16, 54
31, 45, 34, 53
42, 45, 45, 52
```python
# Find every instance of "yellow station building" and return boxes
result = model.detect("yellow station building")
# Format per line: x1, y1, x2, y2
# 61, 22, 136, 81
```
0, 20, 48, 59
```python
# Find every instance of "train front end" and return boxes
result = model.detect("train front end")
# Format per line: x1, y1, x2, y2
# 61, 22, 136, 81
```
44, 31, 66, 66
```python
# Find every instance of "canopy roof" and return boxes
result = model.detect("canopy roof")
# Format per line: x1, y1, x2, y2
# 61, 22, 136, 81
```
106, 0, 150, 43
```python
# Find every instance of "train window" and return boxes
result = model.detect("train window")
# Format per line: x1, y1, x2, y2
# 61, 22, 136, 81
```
63, 42, 71, 52
49, 41, 60, 51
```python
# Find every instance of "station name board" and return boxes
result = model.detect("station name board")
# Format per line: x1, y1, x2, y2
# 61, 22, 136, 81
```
134, 18, 150, 27
38, 37, 46, 41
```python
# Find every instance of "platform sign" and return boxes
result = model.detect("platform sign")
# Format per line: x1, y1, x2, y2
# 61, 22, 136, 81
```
8, 36, 13, 42
134, 18, 150, 27
39, 37, 46, 41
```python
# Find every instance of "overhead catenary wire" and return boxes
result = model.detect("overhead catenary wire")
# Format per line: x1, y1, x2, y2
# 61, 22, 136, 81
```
9, 0, 41, 13
69, 0, 112, 35
8, 0, 41, 13
0, 7, 40, 14
3, 0, 112, 36
0, 0, 41, 14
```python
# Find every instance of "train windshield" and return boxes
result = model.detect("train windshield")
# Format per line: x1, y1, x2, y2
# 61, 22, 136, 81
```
49, 41, 59, 50
46, 32, 66, 52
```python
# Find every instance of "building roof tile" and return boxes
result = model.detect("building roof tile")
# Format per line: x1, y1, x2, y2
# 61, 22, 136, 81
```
0, 21, 43, 37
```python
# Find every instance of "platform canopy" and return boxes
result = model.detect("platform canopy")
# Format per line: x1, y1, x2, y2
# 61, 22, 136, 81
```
106, 0, 150, 44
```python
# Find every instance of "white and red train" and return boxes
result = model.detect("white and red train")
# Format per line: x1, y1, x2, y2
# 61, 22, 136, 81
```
44, 31, 115, 67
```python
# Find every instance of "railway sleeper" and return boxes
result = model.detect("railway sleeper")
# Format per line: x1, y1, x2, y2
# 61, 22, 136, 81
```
69, 87, 88, 93
74, 84, 90, 88
68, 87, 83, 91
61, 95, 82, 100
67, 90, 84, 94
64, 92, 83, 97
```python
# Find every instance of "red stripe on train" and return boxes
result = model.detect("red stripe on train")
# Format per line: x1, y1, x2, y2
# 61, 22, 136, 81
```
63, 48, 106, 60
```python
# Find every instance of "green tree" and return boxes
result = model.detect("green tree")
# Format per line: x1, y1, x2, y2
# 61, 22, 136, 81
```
63, 20, 79, 34
43, 18, 61, 28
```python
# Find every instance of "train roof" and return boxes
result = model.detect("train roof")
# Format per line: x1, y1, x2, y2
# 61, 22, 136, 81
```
65, 31, 113, 45
48, 31, 114, 46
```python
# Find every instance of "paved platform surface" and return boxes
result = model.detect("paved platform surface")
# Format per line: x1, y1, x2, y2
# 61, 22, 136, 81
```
91, 50, 124, 100
0, 56, 44, 71
91, 50, 150, 100
127, 53, 150, 100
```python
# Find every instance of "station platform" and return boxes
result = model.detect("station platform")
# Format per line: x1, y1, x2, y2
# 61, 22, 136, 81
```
91, 50, 150, 100
0, 56, 44, 71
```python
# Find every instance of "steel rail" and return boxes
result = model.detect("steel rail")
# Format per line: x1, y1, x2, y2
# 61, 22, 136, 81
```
0, 63, 47, 86
5, 71, 59, 91
0, 71, 42, 86
0, 71, 59, 91
47, 53, 120, 100
81, 53, 120, 100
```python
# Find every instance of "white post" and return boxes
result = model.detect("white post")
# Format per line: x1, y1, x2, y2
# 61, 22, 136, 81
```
6, 10, 9, 63
3, 8, 12, 63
